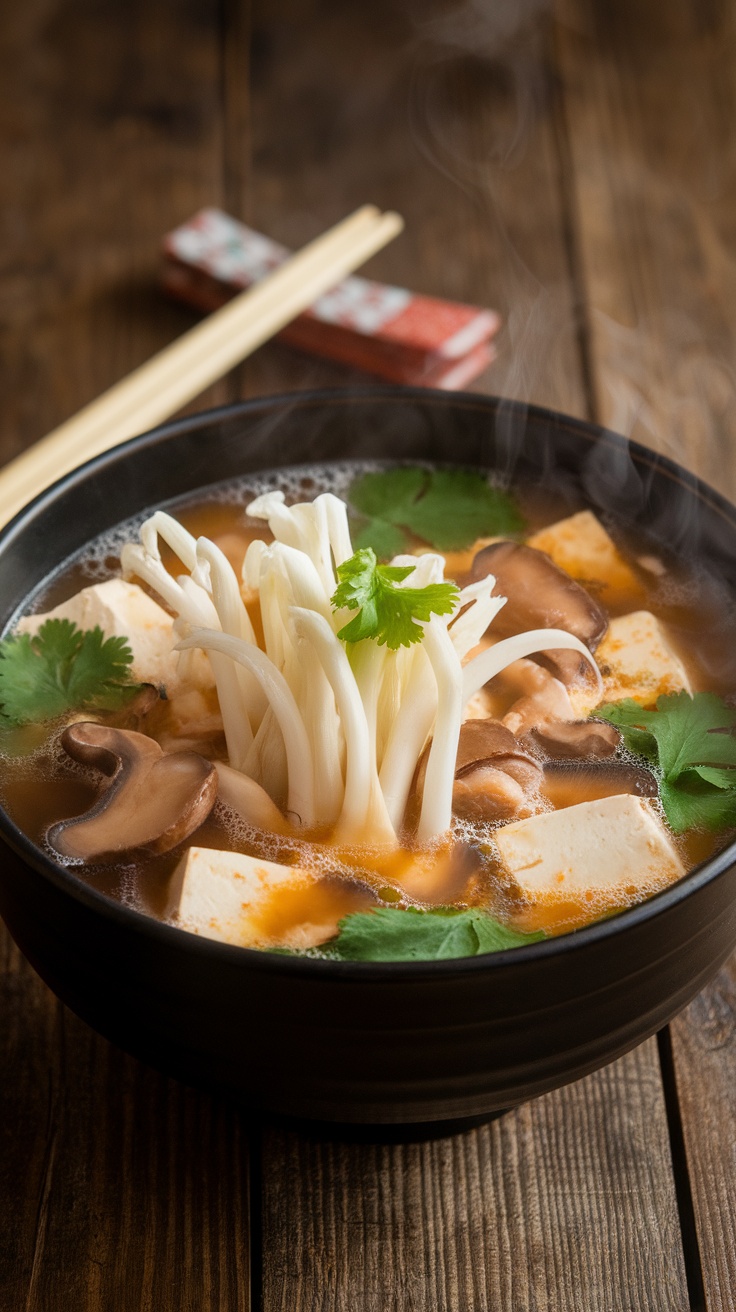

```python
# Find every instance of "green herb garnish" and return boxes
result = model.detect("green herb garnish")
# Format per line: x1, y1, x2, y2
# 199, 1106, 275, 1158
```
331, 549, 458, 649
328, 905, 544, 961
0, 619, 141, 726
348, 466, 524, 557
597, 692, 736, 832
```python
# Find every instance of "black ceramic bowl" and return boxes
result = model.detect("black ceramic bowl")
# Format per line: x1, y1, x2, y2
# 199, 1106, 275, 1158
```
1, 388, 736, 1131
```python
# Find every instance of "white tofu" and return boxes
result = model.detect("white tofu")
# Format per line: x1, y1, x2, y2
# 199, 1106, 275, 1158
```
570, 609, 692, 715
527, 510, 640, 601
165, 846, 342, 950
18, 578, 212, 694
463, 687, 496, 721
163, 688, 223, 739
496, 794, 685, 933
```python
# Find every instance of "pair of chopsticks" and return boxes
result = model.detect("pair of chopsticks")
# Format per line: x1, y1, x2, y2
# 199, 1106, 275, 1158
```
0, 205, 403, 529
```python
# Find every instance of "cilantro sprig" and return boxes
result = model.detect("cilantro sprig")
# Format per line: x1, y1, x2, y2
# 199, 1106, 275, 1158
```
331, 549, 458, 649
328, 905, 544, 961
348, 466, 524, 558
597, 692, 736, 832
0, 619, 141, 727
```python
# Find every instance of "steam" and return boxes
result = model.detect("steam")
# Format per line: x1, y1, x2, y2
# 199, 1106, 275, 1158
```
407, 0, 588, 458
404, 0, 736, 559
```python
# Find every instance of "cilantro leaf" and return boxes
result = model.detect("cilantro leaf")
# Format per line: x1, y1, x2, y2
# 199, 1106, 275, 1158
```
399, 470, 525, 552
660, 776, 736, 833
350, 467, 428, 521
597, 692, 736, 832
352, 517, 407, 561
329, 905, 544, 961
348, 466, 524, 558
0, 619, 140, 726
331, 549, 459, 649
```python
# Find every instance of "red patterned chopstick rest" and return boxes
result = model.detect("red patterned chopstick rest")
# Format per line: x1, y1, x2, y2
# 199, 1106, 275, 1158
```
162, 209, 500, 388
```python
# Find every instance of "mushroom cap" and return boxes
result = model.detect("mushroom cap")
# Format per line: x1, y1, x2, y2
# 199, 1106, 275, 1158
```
471, 540, 608, 684
413, 718, 543, 827
48, 723, 218, 861
541, 758, 658, 810
500, 659, 576, 737
523, 718, 621, 760
452, 766, 539, 824
453, 721, 543, 823
454, 718, 540, 778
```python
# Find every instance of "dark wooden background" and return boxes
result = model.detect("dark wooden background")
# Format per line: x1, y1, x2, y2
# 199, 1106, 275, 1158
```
1, 1, 735, 1308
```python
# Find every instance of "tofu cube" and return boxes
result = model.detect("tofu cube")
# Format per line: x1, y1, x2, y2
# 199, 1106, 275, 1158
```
570, 610, 692, 716
496, 794, 684, 933
18, 578, 212, 694
165, 846, 346, 950
463, 687, 496, 721
527, 510, 640, 603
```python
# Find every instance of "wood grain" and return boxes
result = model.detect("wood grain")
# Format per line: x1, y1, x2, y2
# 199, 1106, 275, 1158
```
557, 4, 736, 1306
245, 0, 587, 417
0, 937, 251, 1312
671, 961, 736, 1311
0, 2, 252, 1308
261, 1042, 687, 1312
0, 0, 233, 462
554, 0, 736, 490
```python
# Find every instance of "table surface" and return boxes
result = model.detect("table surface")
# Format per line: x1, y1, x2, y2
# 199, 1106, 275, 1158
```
1, 1, 735, 1308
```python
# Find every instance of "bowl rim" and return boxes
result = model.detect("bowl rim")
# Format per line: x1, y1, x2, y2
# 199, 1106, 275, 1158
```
1, 384, 735, 981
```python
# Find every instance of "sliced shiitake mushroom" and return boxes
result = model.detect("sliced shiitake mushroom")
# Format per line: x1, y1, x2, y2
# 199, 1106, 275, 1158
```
500, 660, 576, 736
214, 761, 290, 834
48, 723, 217, 861
541, 758, 658, 810
471, 540, 608, 684
454, 727, 543, 824
390, 840, 483, 904
452, 765, 542, 825
523, 717, 621, 760
454, 718, 539, 778
414, 718, 544, 826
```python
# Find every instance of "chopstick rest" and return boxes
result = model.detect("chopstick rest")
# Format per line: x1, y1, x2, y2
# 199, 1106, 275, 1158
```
163, 208, 500, 388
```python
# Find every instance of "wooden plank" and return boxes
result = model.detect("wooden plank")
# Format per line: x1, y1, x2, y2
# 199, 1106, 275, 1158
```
0, 0, 234, 465
245, 0, 587, 416
554, 0, 736, 489
0, 1, 253, 1306
671, 961, 736, 1310
556, 3, 736, 1305
261, 1042, 687, 1312
0, 937, 251, 1312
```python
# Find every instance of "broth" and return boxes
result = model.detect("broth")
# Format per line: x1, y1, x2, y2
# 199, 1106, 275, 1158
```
2, 461, 735, 957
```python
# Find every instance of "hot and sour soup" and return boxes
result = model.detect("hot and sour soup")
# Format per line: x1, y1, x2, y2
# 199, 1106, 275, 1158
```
1, 462, 735, 962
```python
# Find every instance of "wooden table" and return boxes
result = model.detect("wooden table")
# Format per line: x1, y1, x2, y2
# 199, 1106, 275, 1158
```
1, 1, 735, 1307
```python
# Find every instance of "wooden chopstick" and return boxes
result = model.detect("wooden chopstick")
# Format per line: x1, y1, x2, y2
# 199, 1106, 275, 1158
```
0, 205, 404, 528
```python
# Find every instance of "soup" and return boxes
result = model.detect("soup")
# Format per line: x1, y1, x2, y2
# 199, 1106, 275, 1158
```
1, 461, 735, 961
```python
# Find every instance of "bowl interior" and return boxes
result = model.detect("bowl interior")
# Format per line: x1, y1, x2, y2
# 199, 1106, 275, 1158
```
2, 386, 736, 968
